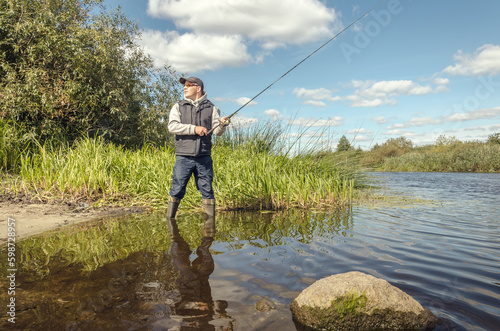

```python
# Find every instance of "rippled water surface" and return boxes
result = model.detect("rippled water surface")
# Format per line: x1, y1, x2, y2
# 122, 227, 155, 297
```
1, 172, 499, 330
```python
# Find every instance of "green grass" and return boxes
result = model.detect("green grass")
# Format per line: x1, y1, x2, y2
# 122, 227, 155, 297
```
4, 122, 359, 211
212, 148, 354, 210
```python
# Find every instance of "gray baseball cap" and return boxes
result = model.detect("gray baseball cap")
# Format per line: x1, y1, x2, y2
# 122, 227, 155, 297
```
179, 76, 204, 91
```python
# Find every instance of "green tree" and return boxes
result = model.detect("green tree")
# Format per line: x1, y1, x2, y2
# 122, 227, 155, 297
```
0, 0, 181, 147
435, 134, 460, 146
374, 136, 413, 157
364, 136, 413, 164
336, 135, 351, 152
434, 134, 462, 152
385, 136, 413, 150
487, 132, 500, 144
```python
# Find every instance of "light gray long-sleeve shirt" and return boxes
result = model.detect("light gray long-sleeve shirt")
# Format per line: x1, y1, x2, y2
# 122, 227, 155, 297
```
167, 93, 226, 136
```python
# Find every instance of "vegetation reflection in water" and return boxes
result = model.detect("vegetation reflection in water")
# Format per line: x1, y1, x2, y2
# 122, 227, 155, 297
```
0, 209, 353, 329
5, 210, 353, 275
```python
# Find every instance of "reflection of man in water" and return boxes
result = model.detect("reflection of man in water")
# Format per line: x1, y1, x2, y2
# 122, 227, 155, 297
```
167, 217, 232, 329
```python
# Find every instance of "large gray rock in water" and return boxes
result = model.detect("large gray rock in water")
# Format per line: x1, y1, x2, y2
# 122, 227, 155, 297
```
291, 271, 437, 330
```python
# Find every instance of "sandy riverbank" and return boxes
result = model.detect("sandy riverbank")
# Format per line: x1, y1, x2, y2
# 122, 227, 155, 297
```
0, 196, 147, 244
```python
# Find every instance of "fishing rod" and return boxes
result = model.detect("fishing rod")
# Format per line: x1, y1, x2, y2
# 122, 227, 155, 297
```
208, 0, 386, 135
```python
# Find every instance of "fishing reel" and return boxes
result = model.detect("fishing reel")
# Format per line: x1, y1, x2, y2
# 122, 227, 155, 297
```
220, 117, 231, 127
209, 117, 231, 135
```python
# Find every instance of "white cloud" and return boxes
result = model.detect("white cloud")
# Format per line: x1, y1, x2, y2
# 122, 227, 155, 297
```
463, 126, 488, 132
147, 0, 341, 50
433, 77, 450, 85
383, 129, 418, 137
340, 79, 444, 107
288, 116, 344, 127
302, 100, 328, 107
235, 97, 258, 107
293, 87, 341, 107
212, 96, 258, 106
443, 107, 500, 122
389, 117, 443, 129
231, 116, 259, 128
352, 135, 374, 142
373, 116, 387, 124
346, 95, 390, 108
293, 87, 338, 101
138, 30, 252, 71
264, 109, 284, 121
443, 44, 500, 77
141, 0, 342, 71
370, 80, 433, 95
345, 128, 373, 135
432, 77, 450, 93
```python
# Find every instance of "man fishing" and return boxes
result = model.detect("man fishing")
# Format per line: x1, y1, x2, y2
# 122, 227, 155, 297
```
166, 76, 229, 219
165, 2, 384, 220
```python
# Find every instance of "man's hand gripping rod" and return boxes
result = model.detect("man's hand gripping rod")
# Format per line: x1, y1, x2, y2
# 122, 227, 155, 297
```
207, 0, 385, 135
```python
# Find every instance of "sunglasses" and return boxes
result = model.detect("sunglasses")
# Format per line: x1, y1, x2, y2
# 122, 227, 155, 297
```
184, 82, 199, 88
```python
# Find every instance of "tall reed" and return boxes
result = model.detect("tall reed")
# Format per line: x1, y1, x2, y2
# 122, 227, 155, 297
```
11, 122, 359, 211
211, 148, 354, 210
18, 137, 175, 204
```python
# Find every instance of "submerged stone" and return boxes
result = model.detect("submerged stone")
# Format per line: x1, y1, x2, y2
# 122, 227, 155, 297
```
290, 271, 437, 330
256, 297, 276, 312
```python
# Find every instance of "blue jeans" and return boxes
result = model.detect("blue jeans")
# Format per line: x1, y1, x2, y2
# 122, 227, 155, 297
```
169, 155, 215, 200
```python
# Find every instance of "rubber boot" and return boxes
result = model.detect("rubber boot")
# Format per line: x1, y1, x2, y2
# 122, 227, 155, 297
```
202, 198, 216, 218
166, 217, 181, 242
202, 216, 216, 238
166, 196, 180, 220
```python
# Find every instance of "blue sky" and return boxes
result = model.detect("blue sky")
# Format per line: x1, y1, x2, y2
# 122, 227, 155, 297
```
103, 0, 500, 150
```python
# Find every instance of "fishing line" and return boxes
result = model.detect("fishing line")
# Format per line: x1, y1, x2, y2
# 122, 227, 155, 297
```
209, 0, 386, 134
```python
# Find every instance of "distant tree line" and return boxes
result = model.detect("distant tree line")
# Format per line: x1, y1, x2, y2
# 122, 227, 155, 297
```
0, 0, 182, 148
334, 133, 500, 172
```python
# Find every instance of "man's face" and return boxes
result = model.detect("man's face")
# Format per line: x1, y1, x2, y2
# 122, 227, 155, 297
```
183, 81, 201, 101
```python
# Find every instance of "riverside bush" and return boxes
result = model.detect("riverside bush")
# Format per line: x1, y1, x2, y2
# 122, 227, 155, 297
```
379, 142, 500, 172
0, 120, 33, 171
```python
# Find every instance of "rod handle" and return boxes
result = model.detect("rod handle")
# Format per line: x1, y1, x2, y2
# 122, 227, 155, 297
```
208, 118, 230, 135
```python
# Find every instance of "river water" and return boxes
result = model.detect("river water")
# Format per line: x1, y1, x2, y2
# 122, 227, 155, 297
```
1, 172, 499, 330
